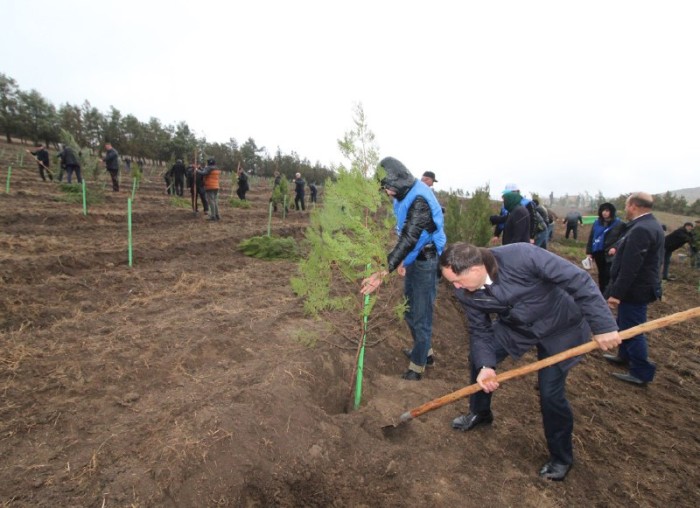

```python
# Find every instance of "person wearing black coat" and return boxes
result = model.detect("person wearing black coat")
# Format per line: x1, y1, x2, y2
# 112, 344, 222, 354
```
604, 192, 664, 385
102, 142, 120, 191
30, 145, 52, 181
440, 242, 620, 481
293, 172, 305, 211
236, 167, 250, 200
500, 191, 531, 245
662, 222, 694, 280
170, 159, 187, 196
57, 145, 82, 184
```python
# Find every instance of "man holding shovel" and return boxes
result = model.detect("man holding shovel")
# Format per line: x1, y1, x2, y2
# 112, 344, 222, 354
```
439, 242, 620, 481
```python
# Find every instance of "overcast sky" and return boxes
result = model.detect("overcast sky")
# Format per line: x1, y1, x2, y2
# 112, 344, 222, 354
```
3, 0, 699, 198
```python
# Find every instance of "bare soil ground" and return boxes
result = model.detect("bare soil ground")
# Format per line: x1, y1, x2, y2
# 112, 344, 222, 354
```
1, 142, 699, 507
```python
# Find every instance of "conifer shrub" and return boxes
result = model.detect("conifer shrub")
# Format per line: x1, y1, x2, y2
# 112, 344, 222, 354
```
291, 167, 393, 316
443, 184, 494, 246
239, 235, 298, 260
56, 182, 104, 205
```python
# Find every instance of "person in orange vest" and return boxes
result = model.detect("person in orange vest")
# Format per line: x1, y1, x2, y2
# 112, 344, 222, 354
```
198, 158, 221, 221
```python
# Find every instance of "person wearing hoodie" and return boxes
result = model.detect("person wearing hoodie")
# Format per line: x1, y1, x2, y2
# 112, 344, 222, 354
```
360, 157, 446, 381
499, 191, 531, 245
585, 202, 625, 292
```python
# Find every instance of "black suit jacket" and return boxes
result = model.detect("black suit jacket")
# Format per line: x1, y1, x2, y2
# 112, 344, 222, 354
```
607, 213, 664, 303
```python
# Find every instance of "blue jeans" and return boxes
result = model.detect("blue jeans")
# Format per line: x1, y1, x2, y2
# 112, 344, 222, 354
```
616, 302, 656, 382
535, 229, 548, 249
404, 256, 439, 370
469, 343, 574, 465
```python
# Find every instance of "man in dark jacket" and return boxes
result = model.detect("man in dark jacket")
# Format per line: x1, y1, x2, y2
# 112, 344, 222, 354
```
440, 242, 620, 481
662, 222, 694, 280
293, 172, 306, 211
29, 145, 52, 181
604, 192, 664, 385
102, 142, 120, 191
57, 144, 82, 184
236, 167, 250, 200
563, 209, 583, 239
170, 159, 187, 196
360, 157, 447, 380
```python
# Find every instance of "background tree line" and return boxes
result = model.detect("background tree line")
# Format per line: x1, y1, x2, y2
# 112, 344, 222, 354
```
0, 73, 334, 182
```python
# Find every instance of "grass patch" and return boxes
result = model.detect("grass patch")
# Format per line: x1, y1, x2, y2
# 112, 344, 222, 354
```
56, 183, 104, 205
229, 198, 252, 209
239, 235, 298, 260
170, 196, 192, 209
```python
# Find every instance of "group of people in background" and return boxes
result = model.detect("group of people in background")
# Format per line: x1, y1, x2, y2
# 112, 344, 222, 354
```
28, 142, 119, 189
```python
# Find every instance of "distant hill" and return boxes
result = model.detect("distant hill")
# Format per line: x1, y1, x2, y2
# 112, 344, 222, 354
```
669, 187, 700, 203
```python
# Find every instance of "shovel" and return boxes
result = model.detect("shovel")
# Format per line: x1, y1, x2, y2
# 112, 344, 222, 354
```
382, 306, 700, 432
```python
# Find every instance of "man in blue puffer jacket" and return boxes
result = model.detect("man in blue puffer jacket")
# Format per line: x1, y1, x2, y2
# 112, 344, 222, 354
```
361, 157, 446, 381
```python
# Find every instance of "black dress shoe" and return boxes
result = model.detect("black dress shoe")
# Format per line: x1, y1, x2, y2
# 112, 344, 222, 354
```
602, 353, 628, 366
539, 461, 571, 481
402, 348, 434, 366
401, 370, 422, 381
612, 372, 647, 386
452, 411, 493, 431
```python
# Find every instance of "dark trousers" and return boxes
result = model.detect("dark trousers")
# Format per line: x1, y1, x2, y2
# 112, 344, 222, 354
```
662, 248, 674, 280
108, 169, 119, 191
592, 251, 611, 293
617, 302, 656, 382
237, 187, 248, 200
469, 343, 574, 466
191, 186, 208, 213
38, 164, 53, 181
565, 223, 579, 239
295, 193, 305, 211
65, 164, 82, 184
174, 176, 184, 196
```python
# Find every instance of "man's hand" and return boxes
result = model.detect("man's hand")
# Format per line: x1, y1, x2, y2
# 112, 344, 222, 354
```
607, 296, 620, 310
397, 262, 406, 277
476, 367, 499, 393
593, 330, 621, 351
360, 271, 386, 296
490, 236, 501, 246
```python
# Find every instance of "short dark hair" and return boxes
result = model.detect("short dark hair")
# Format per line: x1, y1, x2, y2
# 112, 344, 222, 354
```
439, 242, 498, 277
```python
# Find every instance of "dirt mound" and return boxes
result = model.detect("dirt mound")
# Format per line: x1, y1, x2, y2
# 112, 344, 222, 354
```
1, 144, 699, 506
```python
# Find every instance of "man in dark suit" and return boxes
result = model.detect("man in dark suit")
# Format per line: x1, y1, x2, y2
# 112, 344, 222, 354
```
604, 192, 664, 386
440, 242, 620, 481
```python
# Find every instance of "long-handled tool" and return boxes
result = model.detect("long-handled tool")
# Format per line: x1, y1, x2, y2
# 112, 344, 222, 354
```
383, 306, 700, 431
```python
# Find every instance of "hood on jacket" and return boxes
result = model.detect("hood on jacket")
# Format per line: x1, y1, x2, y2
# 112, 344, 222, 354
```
502, 191, 522, 213
598, 202, 617, 221
379, 156, 417, 201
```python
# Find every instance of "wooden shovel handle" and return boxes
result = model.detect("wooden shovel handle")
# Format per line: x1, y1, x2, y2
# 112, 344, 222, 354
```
400, 306, 700, 423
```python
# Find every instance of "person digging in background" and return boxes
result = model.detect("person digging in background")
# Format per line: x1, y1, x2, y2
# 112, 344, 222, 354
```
29, 145, 52, 182
360, 157, 446, 381
661, 222, 694, 280
439, 242, 620, 481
